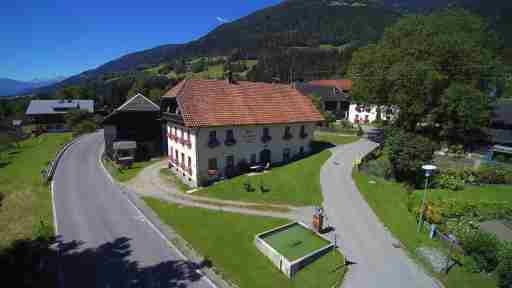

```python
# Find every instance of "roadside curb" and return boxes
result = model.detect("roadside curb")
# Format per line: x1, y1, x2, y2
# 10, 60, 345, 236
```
98, 145, 234, 288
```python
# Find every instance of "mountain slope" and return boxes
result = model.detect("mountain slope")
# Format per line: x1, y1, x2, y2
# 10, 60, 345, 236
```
0, 78, 33, 96
0, 77, 65, 97
53, 0, 399, 88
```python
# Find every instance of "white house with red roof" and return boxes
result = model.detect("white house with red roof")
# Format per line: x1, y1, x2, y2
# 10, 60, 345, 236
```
161, 79, 324, 187
296, 79, 395, 124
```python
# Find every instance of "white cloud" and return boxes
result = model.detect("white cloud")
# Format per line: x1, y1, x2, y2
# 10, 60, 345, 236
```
216, 16, 229, 23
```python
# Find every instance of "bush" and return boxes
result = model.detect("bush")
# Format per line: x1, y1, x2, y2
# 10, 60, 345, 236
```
436, 168, 465, 191
357, 125, 364, 136
384, 129, 435, 184
497, 257, 512, 288
459, 230, 500, 272
363, 158, 393, 179
435, 199, 512, 221
476, 164, 512, 185
338, 119, 354, 129
497, 242, 512, 288
72, 120, 97, 137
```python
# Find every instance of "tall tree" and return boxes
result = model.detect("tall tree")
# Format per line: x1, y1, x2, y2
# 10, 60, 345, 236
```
349, 9, 498, 139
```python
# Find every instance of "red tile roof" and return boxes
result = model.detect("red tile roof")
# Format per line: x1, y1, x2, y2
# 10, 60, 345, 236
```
163, 80, 324, 128
308, 79, 352, 92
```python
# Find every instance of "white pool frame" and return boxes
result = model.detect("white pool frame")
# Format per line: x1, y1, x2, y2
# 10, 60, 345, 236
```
254, 221, 335, 278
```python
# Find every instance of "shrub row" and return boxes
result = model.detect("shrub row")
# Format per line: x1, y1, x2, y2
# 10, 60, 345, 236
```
437, 199, 512, 221
434, 164, 512, 191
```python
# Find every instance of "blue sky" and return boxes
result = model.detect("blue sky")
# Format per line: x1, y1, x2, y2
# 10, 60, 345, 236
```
0, 0, 281, 81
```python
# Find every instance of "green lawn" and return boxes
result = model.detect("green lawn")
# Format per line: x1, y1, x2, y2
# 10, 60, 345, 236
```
353, 171, 498, 288
195, 150, 332, 206
144, 197, 346, 288
103, 157, 160, 182
159, 168, 190, 192
263, 223, 330, 261
0, 133, 72, 247
425, 185, 512, 203
314, 132, 360, 146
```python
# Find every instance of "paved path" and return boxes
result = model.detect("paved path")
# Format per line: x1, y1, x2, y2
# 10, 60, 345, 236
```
128, 160, 316, 223
53, 132, 215, 288
321, 138, 440, 288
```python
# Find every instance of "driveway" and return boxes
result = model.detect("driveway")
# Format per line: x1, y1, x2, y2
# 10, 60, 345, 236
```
53, 132, 214, 288
321, 138, 439, 288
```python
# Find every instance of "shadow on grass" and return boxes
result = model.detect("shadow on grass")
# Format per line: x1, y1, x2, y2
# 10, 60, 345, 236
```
0, 236, 206, 288
0, 161, 11, 168
310, 140, 336, 154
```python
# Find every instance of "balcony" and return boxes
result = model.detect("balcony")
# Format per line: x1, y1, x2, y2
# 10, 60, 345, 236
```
180, 162, 186, 169
168, 134, 176, 141
224, 138, 237, 146
183, 138, 192, 148
208, 138, 220, 148
261, 135, 272, 143
283, 133, 293, 141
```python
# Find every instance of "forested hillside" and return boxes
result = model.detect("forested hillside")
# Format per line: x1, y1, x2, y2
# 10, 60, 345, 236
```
4, 0, 512, 120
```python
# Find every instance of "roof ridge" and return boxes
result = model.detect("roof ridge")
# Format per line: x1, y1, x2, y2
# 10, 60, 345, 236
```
115, 93, 160, 112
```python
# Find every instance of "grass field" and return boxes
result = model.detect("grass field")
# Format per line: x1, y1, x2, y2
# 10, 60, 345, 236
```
159, 168, 190, 192
263, 223, 330, 261
195, 150, 331, 206
353, 171, 498, 288
0, 133, 72, 247
314, 132, 360, 146
425, 184, 512, 203
103, 157, 160, 183
144, 197, 346, 288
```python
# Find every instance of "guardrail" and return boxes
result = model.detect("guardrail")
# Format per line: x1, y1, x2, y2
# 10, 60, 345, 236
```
43, 136, 83, 183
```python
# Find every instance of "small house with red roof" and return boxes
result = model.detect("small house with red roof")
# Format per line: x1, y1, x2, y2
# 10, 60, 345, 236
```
161, 79, 324, 187
296, 79, 395, 124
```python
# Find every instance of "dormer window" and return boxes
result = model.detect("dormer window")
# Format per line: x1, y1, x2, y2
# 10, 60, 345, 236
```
300, 125, 308, 139
225, 129, 236, 146
208, 130, 220, 148
261, 127, 272, 143
283, 126, 293, 140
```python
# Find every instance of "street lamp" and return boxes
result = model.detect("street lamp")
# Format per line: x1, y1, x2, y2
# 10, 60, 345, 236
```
417, 164, 437, 233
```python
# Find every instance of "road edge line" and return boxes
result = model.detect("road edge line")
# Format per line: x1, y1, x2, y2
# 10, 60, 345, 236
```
97, 145, 219, 288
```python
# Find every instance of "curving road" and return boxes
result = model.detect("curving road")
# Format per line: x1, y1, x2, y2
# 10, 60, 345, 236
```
321, 138, 439, 288
53, 132, 214, 288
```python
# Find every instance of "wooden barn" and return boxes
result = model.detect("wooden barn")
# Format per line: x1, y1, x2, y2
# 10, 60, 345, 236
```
102, 94, 162, 161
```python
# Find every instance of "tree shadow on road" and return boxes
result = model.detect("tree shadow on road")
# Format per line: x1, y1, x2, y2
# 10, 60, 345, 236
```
1, 236, 205, 288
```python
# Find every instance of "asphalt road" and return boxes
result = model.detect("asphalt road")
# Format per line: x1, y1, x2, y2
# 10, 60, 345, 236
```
53, 132, 214, 288
321, 138, 440, 288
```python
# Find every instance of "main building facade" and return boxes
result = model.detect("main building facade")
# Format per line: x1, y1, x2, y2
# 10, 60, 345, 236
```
161, 79, 324, 187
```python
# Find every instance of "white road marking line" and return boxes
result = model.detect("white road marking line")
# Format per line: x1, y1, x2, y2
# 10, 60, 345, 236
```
97, 144, 217, 288
50, 180, 59, 235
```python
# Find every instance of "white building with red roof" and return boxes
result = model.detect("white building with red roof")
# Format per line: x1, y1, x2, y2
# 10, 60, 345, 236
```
161, 79, 324, 187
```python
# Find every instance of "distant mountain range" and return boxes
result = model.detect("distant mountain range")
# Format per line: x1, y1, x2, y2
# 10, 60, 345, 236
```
0, 76, 66, 97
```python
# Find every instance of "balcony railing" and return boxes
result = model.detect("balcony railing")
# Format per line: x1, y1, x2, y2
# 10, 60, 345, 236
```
224, 138, 237, 146
261, 135, 272, 143
208, 138, 220, 148
283, 133, 293, 140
